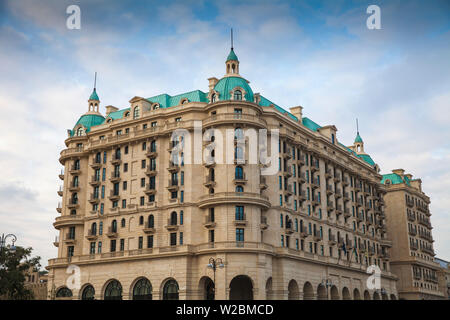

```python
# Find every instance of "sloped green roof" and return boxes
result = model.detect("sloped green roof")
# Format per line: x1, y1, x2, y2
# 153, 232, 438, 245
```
107, 108, 130, 120
381, 173, 411, 186
89, 88, 99, 101
214, 76, 254, 102
302, 117, 321, 132
146, 90, 207, 108
71, 113, 105, 136
355, 132, 363, 143
227, 48, 239, 62
259, 96, 298, 121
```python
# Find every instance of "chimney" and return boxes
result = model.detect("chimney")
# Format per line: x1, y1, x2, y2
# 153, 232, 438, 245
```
105, 105, 119, 115
208, 77, 219, 91
289, 106, 303, 122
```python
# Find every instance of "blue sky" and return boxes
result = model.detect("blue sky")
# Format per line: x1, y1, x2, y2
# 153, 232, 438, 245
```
0, 0, 449, 266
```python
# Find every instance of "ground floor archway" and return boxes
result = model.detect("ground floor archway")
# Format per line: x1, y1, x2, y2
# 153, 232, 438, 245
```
229, 275, 253, 300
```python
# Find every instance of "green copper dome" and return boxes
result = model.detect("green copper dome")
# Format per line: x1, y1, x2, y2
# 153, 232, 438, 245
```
89, 88, 99, 101
227, 48, 239, 62
354, 132, 363, 143
214, 76, 253, 102
71, 114, 105, 136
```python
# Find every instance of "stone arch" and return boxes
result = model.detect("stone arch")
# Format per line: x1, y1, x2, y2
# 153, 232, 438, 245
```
198, 276, 215, 300
161, 278, 179, 300
330, 285, 340, 300
342, 287, 351, 300
288, 280, 300, 300
103, 279, 122, 300
381, 292, 388, 300
364, 290, 371, 300
353, 288, 361, 300
390, 293, 397, 300
130, 277, 152, 300
373, 291, 380, 300
79, 283, 95, 300
265, 277, 273, 300
317, 284, 327, 300
302, 281, 314, 300
229, 275, 253, 300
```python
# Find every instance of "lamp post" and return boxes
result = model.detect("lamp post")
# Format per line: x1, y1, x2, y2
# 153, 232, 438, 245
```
0, 233, 17, 253
322, 278, 332, 300
207, 257, 224, 299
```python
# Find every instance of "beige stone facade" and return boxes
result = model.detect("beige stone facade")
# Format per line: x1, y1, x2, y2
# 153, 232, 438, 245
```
382, 169, 444, 300
47, 50, 398, 300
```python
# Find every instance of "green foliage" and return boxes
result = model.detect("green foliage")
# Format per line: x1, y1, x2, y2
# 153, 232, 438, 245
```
0, 246, 41, 300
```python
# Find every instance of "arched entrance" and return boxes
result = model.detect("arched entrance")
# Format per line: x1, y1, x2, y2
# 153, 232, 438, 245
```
382, 292, 388, 300
199, 276, 215, 300
364, 290, 371, 300
390, 294, 397, 300
104, 280, 122, 300
81, 284, 95, 300
162, 279, 179, 300
342, 287, 351, 300
302, 282, 314, 300
56, 286, 72, 298
288, 280, 299, 300
317, 284, 327, 300
330, 285, 340, 300
132, 278, 152, 300
353, 288, 361, 300
373, 291, 380, 300
265, 277, 273, 300
230, 275, 253, 300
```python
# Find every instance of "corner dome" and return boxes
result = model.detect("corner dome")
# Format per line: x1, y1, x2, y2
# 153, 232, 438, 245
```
71, 113, 105, 136
213, 76, 254, 102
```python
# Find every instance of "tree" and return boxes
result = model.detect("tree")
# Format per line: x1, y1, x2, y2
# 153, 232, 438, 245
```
0, 246, 41, 300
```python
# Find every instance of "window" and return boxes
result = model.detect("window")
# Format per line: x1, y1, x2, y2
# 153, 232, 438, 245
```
141, 178, 146, 188
180, 211, 184, 225
122, 199, 126, 209
211, 93, 216, 103
170, 233, 177, 246
98, 241, 102, 253
170, 212, 177, 225
163, 280, 179, 300
141, 160, 146, 169
140, 196, 145, 206
138, 236, 143, 249
120, 239, 125, 251
121, 218, 126, 228
235, 206, 244, 220
233, 90, 242, 100
179, 232, 183, 245
235, 186, 244, 193
235, 166, 244, 179
124, 163, 128, 172
139, 216, 144, 225
147, 235, 153, 248
68, 246, 74, 257
236, 228, 244, 242
133, 106, 140, 119
110, 240, 116, 252
123, 181, 127, 190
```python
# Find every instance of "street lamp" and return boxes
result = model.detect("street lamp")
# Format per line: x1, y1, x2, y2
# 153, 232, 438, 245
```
207, 257, 224, 299
0, 233, 17, 253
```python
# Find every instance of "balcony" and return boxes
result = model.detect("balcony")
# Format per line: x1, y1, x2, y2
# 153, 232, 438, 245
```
67, 200, 79, 210
234, 213, 247, 226
380, 252, 390, 260
407, 213, 416, 222
299, 191, 306, 202
313, 232, 323, 242
283, 167, 293, 177
58, 170, 64, 180
145, 166, 157, 176
282, 147, 292, 159
356, 199, 363, 207
380, 239, 393, 248
166, 219, 179, 231
204, 156, 216, 168
311, 163, 319, 173
325, 168, 332, 179
366, 216, 374, 225
328, 234, 337, 245
198, 192, 270, 209
335, 205, 343, 215
53, 214, 84, 229
300, 226, 309, 238
299, 173, 306, 183
68, 182, 80, 192
406, 199, 414, 207
86, 229, 98, 240
108, 191, 120, 201
64, 233, 76, 245
167, 179, 179, 192
89, 176, 101, 186
57, 187, 63, 197
311, 198, 320, 207
204, 215, 216, 228
334, 174, 341, 183
53, 236, 59, 247
110, 155, 122, 165
143, 222, 155, 234
260, 216, 268, 230
311, 179, 320, 189
90, 159, 102, 169
354, 185, 362, 193
335, 189, 342, 199
326, 185, 333, 195
106, 227, 118, 238
344, 208, 351, 218
409, 229, 417, 236
89, 194, 100, 204
343, 177, 350, 186
69, 165, 81, 175
167, 163, 180, 173
327, 201, 335, 211
144, 184, 156, 195
233, 173, 247, 185
145, 149, 158, 158
110, 172, 121, 183
346, 239, 353, 249
284, 184, 293, 196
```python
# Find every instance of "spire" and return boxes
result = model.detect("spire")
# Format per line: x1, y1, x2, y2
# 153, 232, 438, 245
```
354, 118, 363, 143
89, 72, 99, 101
226, 28, 238, 62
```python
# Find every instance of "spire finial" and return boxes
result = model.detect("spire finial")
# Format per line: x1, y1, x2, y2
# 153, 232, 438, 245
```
94, 72, 97, 90
356, 118, 359, 135
231, 28, 234, 50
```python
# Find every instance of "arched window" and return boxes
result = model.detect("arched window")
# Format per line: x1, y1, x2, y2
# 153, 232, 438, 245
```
236, 186, 244, 193
148, 215, 154, 228
111, 220, 117, 233
125, 111, 130, 117
234, 146, 243, 160
73, 176, 79, 187
139, 216, 144, 225
91, 222, 97, 235
72, 193, 78, 205
115, 148, 121, 160
133, 106, 140, 119
170, 212, 177, 225
211, 93, 216, 103
133, 278, 152, 300
56, 287, 72, 298
163, 280, 179, 300
70, 209, 76, 216
234, 127, 244, 140
99, 222, 103, 235
295, 219, 298, 232
95, 152, 101, 163
81, 285, 95, 300
233, 90, 242, 100
153, 104, 159, 110
235, 166, 243, 179
121, 218, 125, 228
74, 159, 80, 170
104, 280, 122, 300
150, 140, 156, 152
76, 127, 84, 136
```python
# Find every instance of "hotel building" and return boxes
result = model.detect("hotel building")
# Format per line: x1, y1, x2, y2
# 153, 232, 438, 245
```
47, 47, 398, 300
381, 169, 443, 299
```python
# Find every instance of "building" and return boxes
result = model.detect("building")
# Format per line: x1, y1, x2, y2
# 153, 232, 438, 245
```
23, 267, 48, 300
381, 169, 444, 299
47, 46, 398, 300
435, 258, 450, 299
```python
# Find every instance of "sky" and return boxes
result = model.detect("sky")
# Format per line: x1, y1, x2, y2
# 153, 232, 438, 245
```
0, 0, 449, 267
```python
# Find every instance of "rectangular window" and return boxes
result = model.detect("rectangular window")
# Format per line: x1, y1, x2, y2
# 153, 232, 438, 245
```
179, 232, 183, 245
147, 235, 153, 248
141, 178, 145, 188
122, 199, 126, 209
101, 186, 105, 199
180, 211, 184, 225
124, 163, 128, 172
281, 235, 284, 247
123, 181, 127, 190
296, 239, 299, 250
181, 171, 184, 185
142, 142, 147, 151
68, 246, 74, 257
236, 228, 244, 242
171, 191, 178, 199
170, 233, 177, 246
100, 203, 104, 215
180, 191, 184, 203
235, 206, 244, 220
102, 168, 106, 181
103, 151, 107, 164
141, 159, 146, 169
138, 236, 143, 249
90, 242, 95, 254
140, 196, 145, 206
120, 239, 125, 251
209, 230, 215, 243
98, 241, 102, 253
110, 240, 116, 252
124, 146, 128, 154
